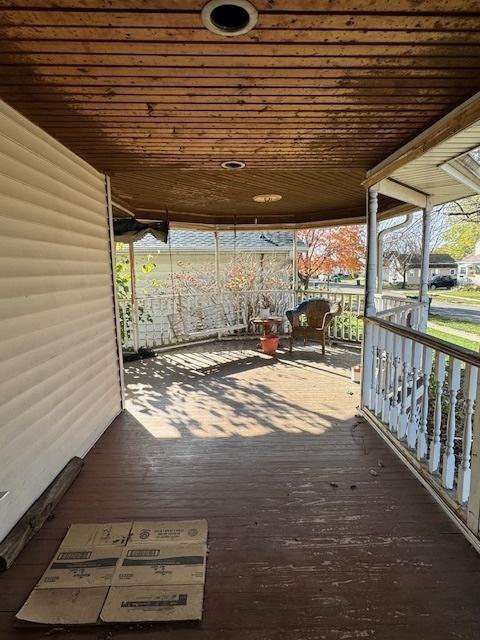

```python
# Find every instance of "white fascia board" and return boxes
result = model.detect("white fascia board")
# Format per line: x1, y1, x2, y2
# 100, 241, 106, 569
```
376, 178, 428, 209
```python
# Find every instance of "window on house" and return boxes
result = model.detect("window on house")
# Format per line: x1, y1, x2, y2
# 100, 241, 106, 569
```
460, 267, 466, 275
450, 269, 455, 275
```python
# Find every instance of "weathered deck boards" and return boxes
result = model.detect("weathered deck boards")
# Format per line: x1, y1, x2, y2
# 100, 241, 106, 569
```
1, 341, 480, 639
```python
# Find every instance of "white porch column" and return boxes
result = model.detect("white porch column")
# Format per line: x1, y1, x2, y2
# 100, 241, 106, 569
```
214, 230, 223, 339
128, 240, 140, 352
419, 204, 432, 332
365, 186, 379, 317
292, 228, 298, 305
214, 231, 221, 293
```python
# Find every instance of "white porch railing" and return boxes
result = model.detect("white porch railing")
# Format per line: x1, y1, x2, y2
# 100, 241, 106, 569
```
119, 289, 296, 350
376, 298, 425, 331
361, 316, 480, 543
119, 288, 423, 351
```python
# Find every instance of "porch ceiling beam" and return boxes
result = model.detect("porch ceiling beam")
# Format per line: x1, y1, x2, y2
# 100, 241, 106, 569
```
375, 178, 428, 209
440, 160, 480, 194
364, 91, 480, 187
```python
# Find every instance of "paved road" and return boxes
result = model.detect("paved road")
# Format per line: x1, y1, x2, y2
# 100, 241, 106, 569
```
429, 299, 480, 324
314, 283, 480, 324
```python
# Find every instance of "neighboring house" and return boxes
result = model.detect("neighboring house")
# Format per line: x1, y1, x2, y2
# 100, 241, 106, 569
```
457, 238, 480, 286
383, 253, 457, 287
117, 230, 306, 294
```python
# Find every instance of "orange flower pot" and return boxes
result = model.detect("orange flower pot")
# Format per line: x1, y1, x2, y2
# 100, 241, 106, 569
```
260, 335, 279, 355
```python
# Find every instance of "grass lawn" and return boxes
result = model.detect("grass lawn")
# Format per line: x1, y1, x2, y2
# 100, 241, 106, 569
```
429, 314, 480, 338
427, 328, 479, 352
432, 289, 480, 303
393, 288, 480, 304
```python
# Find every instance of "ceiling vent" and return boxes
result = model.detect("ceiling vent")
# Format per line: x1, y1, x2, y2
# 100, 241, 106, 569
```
202, 0, 258, 37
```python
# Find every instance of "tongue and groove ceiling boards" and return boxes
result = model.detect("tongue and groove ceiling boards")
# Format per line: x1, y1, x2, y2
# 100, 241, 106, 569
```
1, 1, 480, 227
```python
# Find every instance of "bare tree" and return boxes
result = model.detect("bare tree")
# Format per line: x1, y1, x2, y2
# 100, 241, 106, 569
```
438, 195, 480, 222
382, 212, 444, 289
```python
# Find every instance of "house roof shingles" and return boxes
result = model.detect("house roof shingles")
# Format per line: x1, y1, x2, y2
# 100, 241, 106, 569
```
387, 252, 457, 268
128, 231, 304, 253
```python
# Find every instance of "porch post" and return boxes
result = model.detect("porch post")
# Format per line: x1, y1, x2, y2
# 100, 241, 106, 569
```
106, 176, 125, 408
365, 186, 379, 317
292, 228, 298, 305
214, 231, 221, 293
361, 187, 379, 411
419, 203, 432, 332
214, 230, 223, 339
128, 240, 140, 352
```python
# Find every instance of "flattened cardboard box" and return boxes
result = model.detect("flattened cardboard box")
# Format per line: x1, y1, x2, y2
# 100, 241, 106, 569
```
17, 520, 207, 626
112, 542, 206, 587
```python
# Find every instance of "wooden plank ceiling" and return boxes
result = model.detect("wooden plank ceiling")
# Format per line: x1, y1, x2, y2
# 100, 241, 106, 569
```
1, 0, 480, 227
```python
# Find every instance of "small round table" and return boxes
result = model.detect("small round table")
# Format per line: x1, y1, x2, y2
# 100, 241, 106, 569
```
250, 317, 284, 340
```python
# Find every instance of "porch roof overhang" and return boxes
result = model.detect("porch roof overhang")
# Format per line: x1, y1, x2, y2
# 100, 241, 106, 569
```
1, 1, 480, 228
365, 91, 480, 208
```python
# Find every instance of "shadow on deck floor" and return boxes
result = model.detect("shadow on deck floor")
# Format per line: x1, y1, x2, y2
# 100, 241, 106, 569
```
1, 341, 480, 639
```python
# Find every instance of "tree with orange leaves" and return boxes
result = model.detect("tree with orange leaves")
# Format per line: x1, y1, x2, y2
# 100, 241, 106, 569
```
298, 226, 365, 288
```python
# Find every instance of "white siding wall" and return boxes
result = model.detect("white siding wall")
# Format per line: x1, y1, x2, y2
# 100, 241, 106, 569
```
0, 101, 122, 541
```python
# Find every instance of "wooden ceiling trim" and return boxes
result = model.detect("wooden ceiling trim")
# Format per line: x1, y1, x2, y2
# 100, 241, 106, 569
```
1, 10, 479, 30
4, 41, 480, 57
0, 1, 478, 12
3, 65, 474, 78
3, 26, 480, 46
0, 87, 463, 98
1, 76, 475, 88
0, 93, 457, 106
3, 53, 480, 69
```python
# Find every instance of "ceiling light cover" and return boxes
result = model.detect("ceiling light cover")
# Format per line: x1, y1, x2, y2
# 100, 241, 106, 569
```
253, 194, 283, 203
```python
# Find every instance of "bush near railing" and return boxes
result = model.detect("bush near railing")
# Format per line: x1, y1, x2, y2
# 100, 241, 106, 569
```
118, 300, 153, 345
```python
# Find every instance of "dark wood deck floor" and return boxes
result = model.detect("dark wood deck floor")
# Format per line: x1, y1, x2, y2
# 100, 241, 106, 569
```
1, 341, 480, 639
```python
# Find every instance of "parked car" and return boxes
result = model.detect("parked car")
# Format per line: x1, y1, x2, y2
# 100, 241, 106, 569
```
428, 275, 457, 289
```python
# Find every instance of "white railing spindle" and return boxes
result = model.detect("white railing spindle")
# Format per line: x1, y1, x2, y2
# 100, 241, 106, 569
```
458, 365, 479, 504
398, 335, 411, 440
442, 358, 462, 490
429, 352, 446, 474
417, 345, 433, 461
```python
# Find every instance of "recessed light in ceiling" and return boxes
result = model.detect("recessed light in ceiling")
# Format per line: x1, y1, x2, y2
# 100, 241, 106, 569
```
201, 0, 258, 37
253, 194, 282, 203
221, 160, 246, 169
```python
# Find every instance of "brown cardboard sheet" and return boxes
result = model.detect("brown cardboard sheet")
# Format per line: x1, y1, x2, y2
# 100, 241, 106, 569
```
36, 545, 122, 589
100, 585, 204, 623
17, 587, 108, 625
129, 520, 208, 545
61, 522, 132, 549
112, 542, 206, 587
16, 520, 208, 626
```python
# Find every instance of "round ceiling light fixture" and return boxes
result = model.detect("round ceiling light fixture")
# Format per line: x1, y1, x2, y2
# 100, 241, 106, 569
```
201, 0, 258, 37
253, 194, 282, 203
221, 160, 246, 169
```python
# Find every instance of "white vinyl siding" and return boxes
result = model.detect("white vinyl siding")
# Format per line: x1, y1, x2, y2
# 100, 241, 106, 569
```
0, 101, 122, 541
